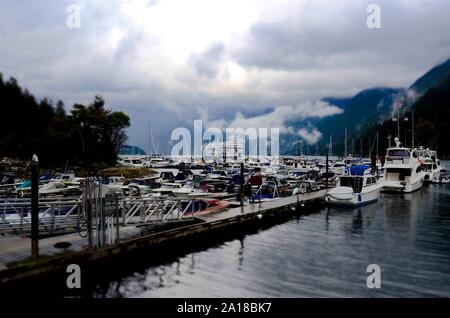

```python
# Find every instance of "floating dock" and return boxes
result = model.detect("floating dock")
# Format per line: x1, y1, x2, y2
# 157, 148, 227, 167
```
0, 190, 325, 287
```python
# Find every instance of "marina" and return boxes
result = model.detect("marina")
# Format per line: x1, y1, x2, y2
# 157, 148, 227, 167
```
0, 148, 448, 295
1, 0, 449, 302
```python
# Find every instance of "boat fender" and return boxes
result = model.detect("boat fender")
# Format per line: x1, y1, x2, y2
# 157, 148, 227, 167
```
257, 214, 263, 220
358, 194, 362, 202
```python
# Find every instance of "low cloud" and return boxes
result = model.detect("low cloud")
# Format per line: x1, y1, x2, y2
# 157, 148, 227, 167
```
298, 127, 322, 144
0, 0, 448, 151
201, 100, 342, 144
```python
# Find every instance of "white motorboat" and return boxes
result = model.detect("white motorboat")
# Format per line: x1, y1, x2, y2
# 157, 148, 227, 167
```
427, 150, 446, 183
415, 147, 435, 183
172, 181, 198, 197
382, 138, 425, 193
117, 157, 144, 168
326, 165, 382, 207
143, 156, 171, 168
330, 161, 346, 176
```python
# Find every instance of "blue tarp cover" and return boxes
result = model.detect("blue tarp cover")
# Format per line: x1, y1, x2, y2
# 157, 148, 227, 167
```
348, 165, 370, 176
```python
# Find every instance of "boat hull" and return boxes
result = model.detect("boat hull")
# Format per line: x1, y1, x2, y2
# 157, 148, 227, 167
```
326, 186, 380, 207
382, 176, 424, 193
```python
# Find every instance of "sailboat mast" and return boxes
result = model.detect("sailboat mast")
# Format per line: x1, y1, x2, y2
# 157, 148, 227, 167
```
397, 103, 400, 141
376, 132, 379, 159
344, 128, 347, 157
329, 135, 333, 157
411, 111, 415, 149
148, 120, 152, 154
300, 140, 303, 157
360, 138, 363, 158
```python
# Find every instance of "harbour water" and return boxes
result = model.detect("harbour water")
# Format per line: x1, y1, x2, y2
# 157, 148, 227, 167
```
91, 178, 450, 297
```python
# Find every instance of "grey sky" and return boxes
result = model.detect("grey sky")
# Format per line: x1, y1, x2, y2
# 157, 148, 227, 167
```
0, 0, 449, 151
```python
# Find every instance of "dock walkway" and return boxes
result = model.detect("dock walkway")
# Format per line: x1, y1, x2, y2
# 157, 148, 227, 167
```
0, 190, 325, 282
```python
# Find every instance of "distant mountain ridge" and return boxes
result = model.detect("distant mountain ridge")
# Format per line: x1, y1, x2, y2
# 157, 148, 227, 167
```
410, 59, 450, 95
283, 57, 450, 156
359, 69, 450, 158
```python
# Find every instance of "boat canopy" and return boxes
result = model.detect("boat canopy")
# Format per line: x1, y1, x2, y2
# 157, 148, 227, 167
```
346, 165, 370, 176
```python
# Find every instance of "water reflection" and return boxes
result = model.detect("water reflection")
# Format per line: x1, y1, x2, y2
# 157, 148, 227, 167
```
351, 209, 363, 235
237, 238, 244, 271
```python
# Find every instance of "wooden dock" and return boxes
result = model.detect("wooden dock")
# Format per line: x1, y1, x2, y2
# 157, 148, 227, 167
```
0, 190, 325, 286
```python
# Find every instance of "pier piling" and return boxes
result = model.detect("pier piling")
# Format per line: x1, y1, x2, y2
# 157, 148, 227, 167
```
31, 155, 39, 260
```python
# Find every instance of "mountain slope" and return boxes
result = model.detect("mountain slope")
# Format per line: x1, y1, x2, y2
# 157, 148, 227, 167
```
283, 87, 402, 155
283, 58, 450, 156
409, 70, 450, 156
360, 70, 450, 158
410, 58, 450, 95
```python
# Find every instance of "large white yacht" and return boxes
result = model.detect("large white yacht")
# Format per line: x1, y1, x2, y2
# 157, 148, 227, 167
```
326, 165, 382, 207
382, 138, 425, 193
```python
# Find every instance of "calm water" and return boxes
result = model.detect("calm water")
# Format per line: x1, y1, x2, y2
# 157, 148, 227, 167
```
93, 180, 450, 298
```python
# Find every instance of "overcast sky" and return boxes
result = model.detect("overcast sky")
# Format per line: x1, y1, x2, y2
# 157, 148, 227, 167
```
1, 0, 449, 151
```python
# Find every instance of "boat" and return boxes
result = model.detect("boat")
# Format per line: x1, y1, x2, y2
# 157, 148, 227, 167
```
172, 180, 197, 197
152, 182, 182, 195
293, 180, 321, 195
330, 161, 346, 176
117, 156, 145, 168
143, 156, 171, 168
250, 180, 280, 202
326, 165, 382, 207
427, 150, 446, 184
181, 199, 230, 217
415, 147, 435, 183
433, 169, 449, 184
50, 173, 76, 183
382, 138, 425, 193
39, 181, 81, 197
343, 156, 361, 167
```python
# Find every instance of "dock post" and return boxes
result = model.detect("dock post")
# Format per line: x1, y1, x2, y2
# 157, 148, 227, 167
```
240, 162, 244, 206
31, 154, 39, 260
325, 148, 329, 189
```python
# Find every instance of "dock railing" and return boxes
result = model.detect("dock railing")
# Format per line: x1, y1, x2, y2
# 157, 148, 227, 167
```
120, 196, 201, 225
0, 197, 82, 234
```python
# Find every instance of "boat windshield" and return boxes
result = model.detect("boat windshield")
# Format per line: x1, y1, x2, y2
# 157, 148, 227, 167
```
387, 149, 410, 157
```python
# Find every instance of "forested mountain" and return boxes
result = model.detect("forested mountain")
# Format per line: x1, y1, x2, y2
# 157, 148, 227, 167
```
283, 58, 450, 157
361, 70, 450, 158
410, 59, 450, 95
0, 74, 130, 169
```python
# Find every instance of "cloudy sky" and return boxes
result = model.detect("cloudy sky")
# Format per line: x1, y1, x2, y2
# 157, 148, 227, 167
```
0, 0, 449, 151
